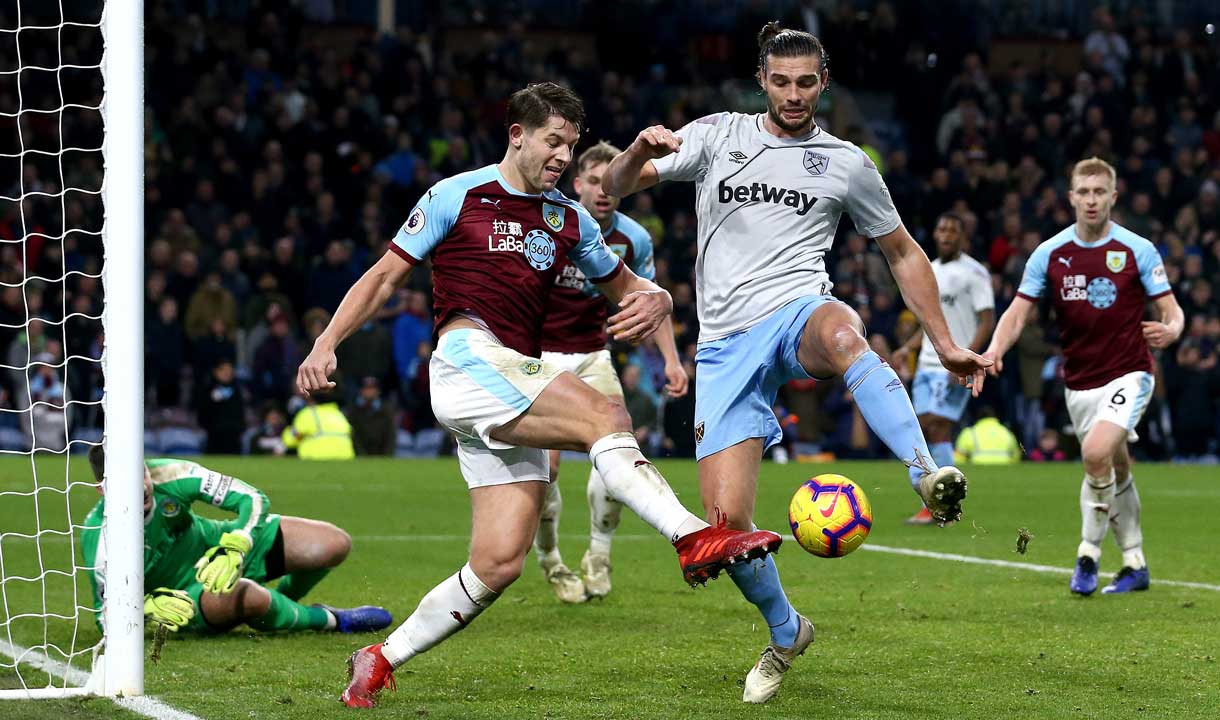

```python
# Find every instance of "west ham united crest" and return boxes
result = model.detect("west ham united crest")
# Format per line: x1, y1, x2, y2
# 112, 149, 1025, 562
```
803, 150, 829, 176
694, 421, 704, 445
542, 202, 565, 232
1106, 250, 1127, 272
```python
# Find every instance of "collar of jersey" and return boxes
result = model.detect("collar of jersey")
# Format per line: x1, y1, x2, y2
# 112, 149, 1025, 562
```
1069, 223, 1115, 249
754, 113, 822, 145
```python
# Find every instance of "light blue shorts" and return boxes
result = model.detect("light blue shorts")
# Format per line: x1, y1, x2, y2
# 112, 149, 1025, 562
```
693, 296, 841, 460
911, 368, 970, 423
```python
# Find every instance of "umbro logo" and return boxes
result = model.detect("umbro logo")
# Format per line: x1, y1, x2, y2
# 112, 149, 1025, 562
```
1058, 256, 1073, 269
728, 151, 748, 164
480, 198, 502, 209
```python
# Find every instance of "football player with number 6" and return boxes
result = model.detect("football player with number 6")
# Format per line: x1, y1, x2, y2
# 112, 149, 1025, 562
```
982, 157, 1185, 596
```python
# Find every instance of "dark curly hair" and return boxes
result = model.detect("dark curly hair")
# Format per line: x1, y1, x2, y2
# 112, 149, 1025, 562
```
757, 21, 829, 76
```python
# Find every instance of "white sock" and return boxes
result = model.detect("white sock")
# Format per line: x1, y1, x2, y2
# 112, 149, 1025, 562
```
1110, 473, 1146, 569
1077, 469, 1115, 560
588, 432, 707, 542
586, 467, 622, 557
381, 563, 497, 667
534, 479, 563, 569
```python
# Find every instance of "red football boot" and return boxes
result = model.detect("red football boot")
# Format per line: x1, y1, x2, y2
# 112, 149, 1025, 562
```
673, 511, 782, 586
341, 644, 396, 708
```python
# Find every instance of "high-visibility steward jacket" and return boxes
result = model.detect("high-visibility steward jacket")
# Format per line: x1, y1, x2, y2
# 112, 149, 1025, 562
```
282, 402, 356, 460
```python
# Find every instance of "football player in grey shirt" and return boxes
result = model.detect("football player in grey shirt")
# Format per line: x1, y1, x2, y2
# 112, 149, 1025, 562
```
605, 22, 991, 703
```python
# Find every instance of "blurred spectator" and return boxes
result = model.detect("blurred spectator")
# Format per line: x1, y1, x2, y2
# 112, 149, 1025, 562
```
1167, 340, 1219, 460
184, 271, 238, 340
252, 307, 302, 403
335, 319, 392, 403
1015, 307, 1054, 450
146, 296, 187, 406
955, 407, 1022, 465
199, 360, 244, 454
621, 364, 657, 449
661, 359, 697, 458
249, 403, 289, 456
282, 389, 355, 460
1028, 429, 1067, 462
349, 377, 396, 456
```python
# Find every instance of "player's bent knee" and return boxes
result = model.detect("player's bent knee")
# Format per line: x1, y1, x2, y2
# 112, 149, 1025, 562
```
328, 526, 353, 566
201, 579, 271, 628
470, 554, 525, 592
589, 396, 631, 438
818, 321, 868, 364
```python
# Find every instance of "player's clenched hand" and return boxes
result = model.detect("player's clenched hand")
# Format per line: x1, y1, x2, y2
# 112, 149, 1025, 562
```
608, 290, 673, 344
144, 588, 194, 632
194, 530, 252, 594
630, 125, 682, 161
296, 344, 338, 396
1141, 321, 1177, 349
663, 360, 689, 398
939, 346, 992, 398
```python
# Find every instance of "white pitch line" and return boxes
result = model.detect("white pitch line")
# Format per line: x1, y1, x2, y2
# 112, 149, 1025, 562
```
353, 534, 1220, 592
862, 544, 1220, 592
0, 639, 204, 719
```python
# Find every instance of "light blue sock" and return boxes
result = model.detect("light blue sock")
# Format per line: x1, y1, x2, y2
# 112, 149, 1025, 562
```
930, 441, 954, 469
844, 351, 937, 488
726, 555, 799, 647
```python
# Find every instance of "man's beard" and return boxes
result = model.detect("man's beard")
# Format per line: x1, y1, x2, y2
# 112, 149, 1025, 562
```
768, 102, 814, 133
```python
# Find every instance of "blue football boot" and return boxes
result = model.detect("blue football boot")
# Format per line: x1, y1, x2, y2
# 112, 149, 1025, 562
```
1069, 556, 1099, 595
1102, 566, 1150, 594
315, 604, 393, 633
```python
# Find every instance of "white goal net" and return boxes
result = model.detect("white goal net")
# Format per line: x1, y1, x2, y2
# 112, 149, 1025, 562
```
0, 0, 143, 699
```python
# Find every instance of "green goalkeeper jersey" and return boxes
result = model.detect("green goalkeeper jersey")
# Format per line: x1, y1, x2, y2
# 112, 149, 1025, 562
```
79, 458, 275, 625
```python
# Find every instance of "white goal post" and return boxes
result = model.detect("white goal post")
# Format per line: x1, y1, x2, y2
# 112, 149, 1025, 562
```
0, 0, 144, 700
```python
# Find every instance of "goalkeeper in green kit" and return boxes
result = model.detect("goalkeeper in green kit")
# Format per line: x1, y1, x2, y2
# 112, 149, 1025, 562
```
80, 446, 391, 634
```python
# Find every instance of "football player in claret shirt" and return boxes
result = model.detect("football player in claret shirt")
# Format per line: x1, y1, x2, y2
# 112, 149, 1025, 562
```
295, 82, 781, 708
532, 140, 688, 604
80, 446, 390, 636
983, 157, 1184, 596
604, 24, 990, 703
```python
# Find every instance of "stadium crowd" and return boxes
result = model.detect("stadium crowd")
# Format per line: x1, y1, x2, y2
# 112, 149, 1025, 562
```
1, 0, 1217, 461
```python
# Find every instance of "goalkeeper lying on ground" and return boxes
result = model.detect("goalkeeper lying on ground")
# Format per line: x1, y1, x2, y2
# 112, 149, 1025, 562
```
80, 446, 391, 634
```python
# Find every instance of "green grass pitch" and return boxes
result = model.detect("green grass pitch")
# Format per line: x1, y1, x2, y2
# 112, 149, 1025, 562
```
1, 456, 1217, 719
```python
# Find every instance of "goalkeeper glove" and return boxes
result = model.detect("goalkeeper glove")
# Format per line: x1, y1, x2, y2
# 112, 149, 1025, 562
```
194, 530, 253, 594
144, 588, 194, 632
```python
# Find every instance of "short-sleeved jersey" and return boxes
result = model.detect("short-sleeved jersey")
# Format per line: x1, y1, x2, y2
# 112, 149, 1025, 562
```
918, 253, 995, 372
1016, 222, 1172, 390
79, 459, 272, 622
541, 210, 655, 353
391, 165, 624, 357
651, 113, 900, 342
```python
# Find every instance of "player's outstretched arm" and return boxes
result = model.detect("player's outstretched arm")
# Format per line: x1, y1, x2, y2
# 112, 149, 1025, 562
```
875, 224, 991, 394
1142, 293, 1185, 349
982, 295, 1035, 375
603, 125, 680, 197
655, 315, 689, 398
297, 251, 414, 395
598, 267, 673, 345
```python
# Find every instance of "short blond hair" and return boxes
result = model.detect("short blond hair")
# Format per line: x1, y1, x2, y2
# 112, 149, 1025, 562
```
1071, 157, 1116, 188
577, 141, 621, 175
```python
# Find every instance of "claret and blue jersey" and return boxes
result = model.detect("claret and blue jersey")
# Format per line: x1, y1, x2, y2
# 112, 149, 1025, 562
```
1016, 222, 1172, 391
541, 210, 655, 354
390, 164, 624, 358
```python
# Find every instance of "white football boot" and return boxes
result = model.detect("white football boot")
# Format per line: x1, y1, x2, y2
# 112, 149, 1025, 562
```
916, 466, 968, 526
743, 614, 815, 703
581, 550, 612, 599
544, 563, 586, 604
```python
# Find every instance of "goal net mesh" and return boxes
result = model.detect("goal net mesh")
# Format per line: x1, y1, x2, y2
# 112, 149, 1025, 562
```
0, 0, 109, 695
